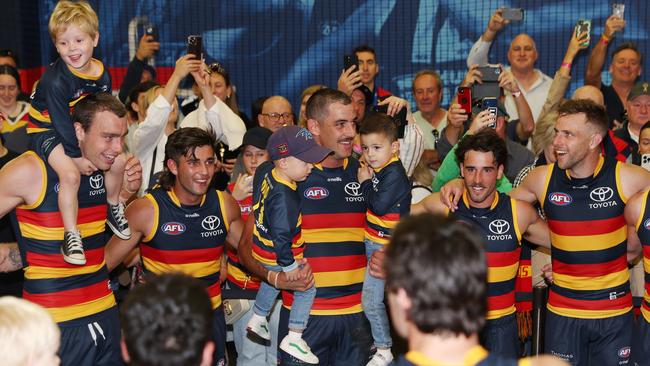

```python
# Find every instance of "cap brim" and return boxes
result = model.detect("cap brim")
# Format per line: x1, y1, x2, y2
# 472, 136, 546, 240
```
295, 145, 332, 164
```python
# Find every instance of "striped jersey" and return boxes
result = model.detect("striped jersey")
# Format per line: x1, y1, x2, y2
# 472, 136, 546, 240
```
283, 158, 367, 315
226, 182, 260, 290
251, 161, 304, 269
453, 191, 522, 320
14, 152, 115, 324
361, 156, 411, 245
141, 187, 230, 310
0, 100, 29, 153
541, 156, 631, 318
28, 58, 111, 157
634, 190, 650, 323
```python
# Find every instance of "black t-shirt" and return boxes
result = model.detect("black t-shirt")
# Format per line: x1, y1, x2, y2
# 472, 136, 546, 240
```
0, 149, 22, 296
601, 84, 626, 128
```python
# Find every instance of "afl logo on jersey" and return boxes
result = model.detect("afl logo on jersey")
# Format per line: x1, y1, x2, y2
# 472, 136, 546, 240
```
304, 187, 329, 200
161, 222, 186, 235
549, 192, 572, 206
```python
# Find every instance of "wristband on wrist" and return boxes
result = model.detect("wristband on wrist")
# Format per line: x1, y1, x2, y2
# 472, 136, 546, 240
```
512, 90, 522, 98
600, 35, 611, 45
267, 270, 273, 284
273, 272, 280, 288
601, 33, 612, 42
561, 62, 572, 70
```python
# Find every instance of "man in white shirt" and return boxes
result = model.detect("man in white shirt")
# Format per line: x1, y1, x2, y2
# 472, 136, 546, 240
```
411, 70, 447, 170
466, 8, 552, 123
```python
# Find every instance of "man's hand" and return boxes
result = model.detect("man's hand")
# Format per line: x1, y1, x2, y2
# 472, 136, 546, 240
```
72, 157, 98, 176
468, 109, 494, 135
276, 259, 314, 291
357, 163, 373, 183
461, 64, 482, 88
483, 9, 509, 42
369, 248, 385, 279
498, 68, 521, 94
338, 66, 363, 96
541, 263, 553, 283
447, 103, 469, 128
377, 96, 410, 117
231, 173, 253, 201
439, 178, 465, 212
604, 14, 626, 39
121, 154, 142, 199
135, 34, 160, 61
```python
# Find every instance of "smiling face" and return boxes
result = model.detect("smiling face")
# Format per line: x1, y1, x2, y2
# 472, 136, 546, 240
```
54, 24, 98, 74
360, 132, 398, 169
309, 102, 357, 163
75, 110, 127, 171
553, 113, 599, 171
610, 48, 642, 85
209, 72, 231, 102
0, 74, 19, 111
413, 74, 442, 115
460, 150, 503, 208
168, 145, 217, 203
507, 34, 537, 73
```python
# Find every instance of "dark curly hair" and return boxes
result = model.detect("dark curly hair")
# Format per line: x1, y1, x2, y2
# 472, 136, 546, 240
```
157, 127, 218, 190
120, 274, 213, 366
455, 128, 507, 170
385, 213, 487, 336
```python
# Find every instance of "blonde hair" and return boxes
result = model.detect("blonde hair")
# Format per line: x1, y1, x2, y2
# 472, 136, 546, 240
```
0, 297, 60, 366
48, 0, 99, 41
140, 85, 162, 118
531, 111, 557, 155
412, 160, 433, 186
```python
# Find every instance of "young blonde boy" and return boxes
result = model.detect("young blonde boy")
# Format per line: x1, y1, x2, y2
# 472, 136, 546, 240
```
0, 297, 61, 366
29, 0, 130, 266
357, 113, 411, 366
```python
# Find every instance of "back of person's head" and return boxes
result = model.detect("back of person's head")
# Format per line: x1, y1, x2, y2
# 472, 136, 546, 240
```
72, 92, 127, 132
557, 99, 609, 136
158, 127, 217, 190
251, 96, 269, 124
306, 88, 351, 121
385, 213, 487, 336
612, 42, 643, 64
359, 112, 398, 142
48, 0, 99, 41
120, 274, 214, 366
532, 111, 558, 155
455, 128, 508, 169
0, 49, 19, 68
0, 297, 60, 366
139, 85, 162, 116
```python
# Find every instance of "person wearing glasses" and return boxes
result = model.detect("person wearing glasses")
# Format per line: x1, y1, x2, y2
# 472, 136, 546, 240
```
258, 95, 295, 132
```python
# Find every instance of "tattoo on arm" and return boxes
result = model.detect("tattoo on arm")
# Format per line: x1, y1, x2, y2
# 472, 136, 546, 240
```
4, 247, 23, 271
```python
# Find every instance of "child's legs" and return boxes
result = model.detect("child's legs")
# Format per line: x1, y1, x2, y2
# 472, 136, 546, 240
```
48, 144, 80, 232
362, 239, 392, 348
104, 153, 126, 205
288, 284, 316, 331
253, 264, 282, 317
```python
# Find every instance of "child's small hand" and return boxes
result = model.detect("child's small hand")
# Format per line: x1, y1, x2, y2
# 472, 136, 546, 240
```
357, 163, 372, 183
72, 157, 98, 176
284, 267, 300, 282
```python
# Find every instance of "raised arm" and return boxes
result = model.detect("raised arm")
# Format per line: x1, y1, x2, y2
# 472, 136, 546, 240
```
585, 15, 626, 88
467, 9, 509, 67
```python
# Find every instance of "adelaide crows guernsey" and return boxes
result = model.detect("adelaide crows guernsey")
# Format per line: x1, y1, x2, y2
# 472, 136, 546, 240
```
283, 158, 366, 315
14, 152, 115, 324
634, 190, 650, 323
226, 182, 260, 290
393, 346, 527, 366
141, 187, 229, 309
28, 58, 111, 157
541, 156, 631, 318
453, 191, 522, 320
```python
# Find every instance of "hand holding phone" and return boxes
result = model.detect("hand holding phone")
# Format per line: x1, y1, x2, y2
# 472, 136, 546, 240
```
482, 97, 498, 129
612, 3, 625, 19
457, 87, 472, 115
574, 20, 591, 47
344, 54, 358, 72
144, 24, 157, 41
